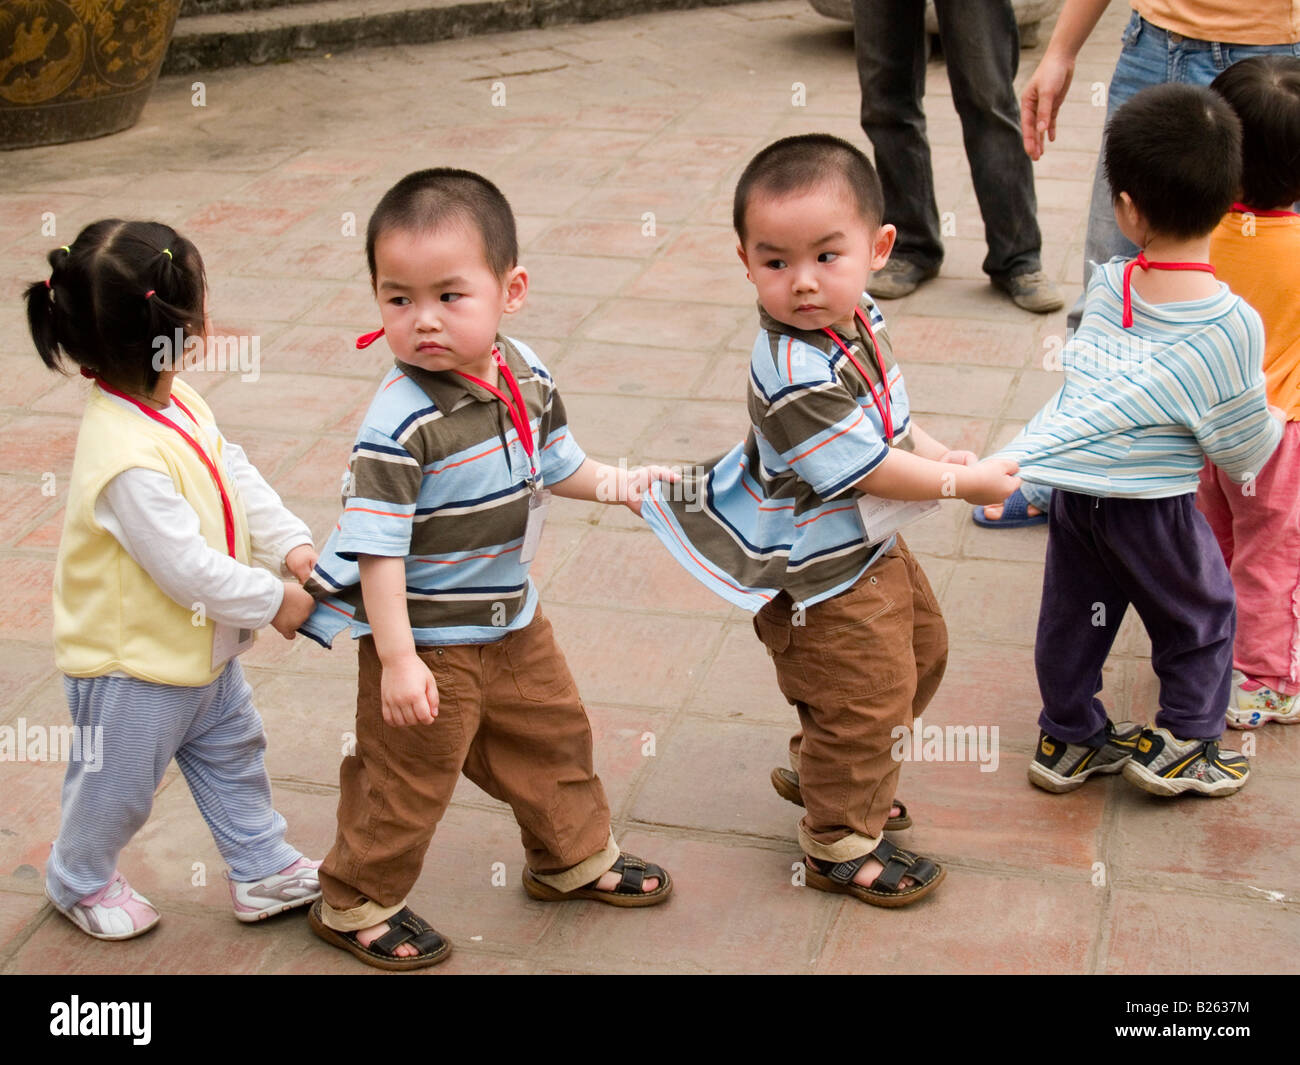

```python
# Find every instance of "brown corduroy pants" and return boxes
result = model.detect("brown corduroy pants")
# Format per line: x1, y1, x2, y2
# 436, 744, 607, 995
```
318, 611, 617, 931
753, 537, 948, 863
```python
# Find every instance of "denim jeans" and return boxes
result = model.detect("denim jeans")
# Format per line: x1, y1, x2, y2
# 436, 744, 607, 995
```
853, 0, 1043, 278
1069, 11, 1300, 331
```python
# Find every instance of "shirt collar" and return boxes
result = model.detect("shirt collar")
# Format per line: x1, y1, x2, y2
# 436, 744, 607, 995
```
757, 294, 878, 353
396, 335, 528, 412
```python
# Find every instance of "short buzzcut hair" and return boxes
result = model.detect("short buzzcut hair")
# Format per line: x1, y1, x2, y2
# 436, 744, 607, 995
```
733, 133, 885, 243
1103, 83, 1242, 239
366, 168, 518, 283
1211, 55, 1300, 210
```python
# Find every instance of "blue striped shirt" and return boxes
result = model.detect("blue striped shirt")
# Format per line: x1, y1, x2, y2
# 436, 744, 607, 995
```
997, 258, 1282, 498
301, 337, 586, 646
643, 295, 912, 612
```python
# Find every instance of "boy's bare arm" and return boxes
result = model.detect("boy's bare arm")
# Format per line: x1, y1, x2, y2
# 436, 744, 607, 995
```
546, 457, 680, 515
853, 449, 1021, 506
906, 423, 978, 465
358, 554, 438, 727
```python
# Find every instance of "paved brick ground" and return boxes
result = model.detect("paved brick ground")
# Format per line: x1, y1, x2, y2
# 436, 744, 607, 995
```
2, 2, 1297, 975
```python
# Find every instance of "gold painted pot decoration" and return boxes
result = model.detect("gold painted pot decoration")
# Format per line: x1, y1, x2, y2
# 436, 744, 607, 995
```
0, 0, 182, 150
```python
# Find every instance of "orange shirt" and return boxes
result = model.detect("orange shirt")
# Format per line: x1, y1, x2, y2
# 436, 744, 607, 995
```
1210, 209, 1300, 420
1133, 1, 1300, 45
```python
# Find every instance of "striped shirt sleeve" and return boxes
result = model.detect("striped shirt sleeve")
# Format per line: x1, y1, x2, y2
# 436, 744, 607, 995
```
1190, 310, 1282, 481
537, 384, 587, 487
760, 336, 888, 499
335, 426, 423, 559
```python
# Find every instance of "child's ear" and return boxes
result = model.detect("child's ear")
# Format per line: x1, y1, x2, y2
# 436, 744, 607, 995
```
502, 265, 528, 314
737, 242, 752, 281
1114, 191, 1142, 236
869, 224, 897, 271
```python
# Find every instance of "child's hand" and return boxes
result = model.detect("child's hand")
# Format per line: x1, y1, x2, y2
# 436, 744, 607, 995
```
1268, 404, 1287, 424
285, 543, 319, 584
939, 450, 979, 467
380, 652, 439, 727
623, 465, 681, 516
272, 583, 315, 639
960, 458, 1022, 506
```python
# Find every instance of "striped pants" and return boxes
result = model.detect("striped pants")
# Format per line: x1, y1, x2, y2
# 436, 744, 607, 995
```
46, 661, 301, 910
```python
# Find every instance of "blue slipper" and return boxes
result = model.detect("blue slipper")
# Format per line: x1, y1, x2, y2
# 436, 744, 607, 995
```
972, 487, 1047, 529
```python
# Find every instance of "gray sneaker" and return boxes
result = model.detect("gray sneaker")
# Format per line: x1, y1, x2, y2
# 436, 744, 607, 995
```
993, 269, 1065, 313
1028, 720, 1142, 793
1121, 727, 1250, 797
868, 258, 939, 299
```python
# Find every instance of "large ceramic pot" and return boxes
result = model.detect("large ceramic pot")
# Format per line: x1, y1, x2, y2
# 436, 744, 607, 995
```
0, 0, 182, 150
809, 0, 1061, 49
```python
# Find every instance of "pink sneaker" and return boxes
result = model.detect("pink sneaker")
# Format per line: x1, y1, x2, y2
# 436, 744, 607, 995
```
229, 856, 321, 923
49, 871, 161, 941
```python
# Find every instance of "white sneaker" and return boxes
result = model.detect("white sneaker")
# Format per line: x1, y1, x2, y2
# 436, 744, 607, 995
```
229, 856, 321, 923
49, 871, 161, 941
1226, 669, 1300, 729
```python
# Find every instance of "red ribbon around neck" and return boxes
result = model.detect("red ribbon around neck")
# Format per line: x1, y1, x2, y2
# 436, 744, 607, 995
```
1121, 252, 1216, 329
822, 307, 894, 441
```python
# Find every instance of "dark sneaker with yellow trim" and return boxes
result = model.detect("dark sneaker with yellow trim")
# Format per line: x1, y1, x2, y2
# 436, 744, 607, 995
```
1121, 727, 1250, 797
1028, 720, 1142, 794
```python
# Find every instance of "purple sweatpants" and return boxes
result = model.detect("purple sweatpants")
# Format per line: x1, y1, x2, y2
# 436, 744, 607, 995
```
1036, 489, 1235, 743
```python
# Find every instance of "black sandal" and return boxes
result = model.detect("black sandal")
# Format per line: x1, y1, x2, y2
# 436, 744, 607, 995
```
308, 900, 452, 970
522, 853, 673, 907
769, 767, 913, 830
804, 839, 945, 908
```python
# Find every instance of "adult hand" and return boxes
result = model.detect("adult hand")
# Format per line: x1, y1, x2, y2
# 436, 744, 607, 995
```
1021, 52, 1076, 160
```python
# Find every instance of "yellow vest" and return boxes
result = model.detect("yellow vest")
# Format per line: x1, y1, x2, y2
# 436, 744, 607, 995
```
53, 379, 254, 686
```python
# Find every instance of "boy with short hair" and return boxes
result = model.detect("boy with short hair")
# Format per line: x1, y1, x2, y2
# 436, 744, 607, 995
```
1201, 55, 1300, 729
641, 134, 1022, 907
300, 169, 676, 969
998, 84, 1284, 796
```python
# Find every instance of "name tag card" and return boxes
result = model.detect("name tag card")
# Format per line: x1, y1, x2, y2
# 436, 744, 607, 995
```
212, 623, 255, 671
519, 488, 552, 564
856, 493, 939, 545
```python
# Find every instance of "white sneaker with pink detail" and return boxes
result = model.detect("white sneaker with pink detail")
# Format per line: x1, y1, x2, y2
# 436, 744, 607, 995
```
48, 871, 161, 940
228, 856, 322, 923
1227, 669, 1300, 729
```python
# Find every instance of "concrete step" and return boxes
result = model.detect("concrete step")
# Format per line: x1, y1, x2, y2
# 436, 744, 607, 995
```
180, 0, 322, 16
163, 0, 756, 75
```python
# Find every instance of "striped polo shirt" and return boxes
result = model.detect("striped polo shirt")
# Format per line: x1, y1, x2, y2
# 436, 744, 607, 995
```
300, 335, 585, 647
642, 294, 914, 613
997, 257, 1283, 497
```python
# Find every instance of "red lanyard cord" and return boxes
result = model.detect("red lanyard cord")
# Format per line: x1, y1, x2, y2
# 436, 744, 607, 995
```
1121, 252, 1217, 329
1231, 202, 1300, 218
822, 307, 894, 442
454, 347, 538, 482
354, 329, 538, 480
89, 375, 238, 557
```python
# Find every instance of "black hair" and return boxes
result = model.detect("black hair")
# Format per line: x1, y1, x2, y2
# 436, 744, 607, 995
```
1103, 83, 1242, 239
1211, 55, 1300, 210
25, 220, 206, 393
366, 168, 518, 284
732, 133, 885, 243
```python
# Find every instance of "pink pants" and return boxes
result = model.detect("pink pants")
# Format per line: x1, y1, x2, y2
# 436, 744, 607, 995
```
1196, 421, 1300, 696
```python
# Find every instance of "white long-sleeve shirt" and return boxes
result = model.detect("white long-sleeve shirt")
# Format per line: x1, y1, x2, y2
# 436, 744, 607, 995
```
94, 391, 312, 632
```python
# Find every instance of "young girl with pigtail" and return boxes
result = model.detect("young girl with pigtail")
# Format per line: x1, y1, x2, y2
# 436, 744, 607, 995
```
29, 219, 321, 940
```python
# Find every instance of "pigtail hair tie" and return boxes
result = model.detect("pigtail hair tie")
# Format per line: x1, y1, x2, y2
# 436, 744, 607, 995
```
145, 289, 156, 299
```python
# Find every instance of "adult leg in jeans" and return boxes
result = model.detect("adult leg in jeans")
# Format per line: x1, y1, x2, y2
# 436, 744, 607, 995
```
933, 0, 1042, 279
854, 0, 942, 272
